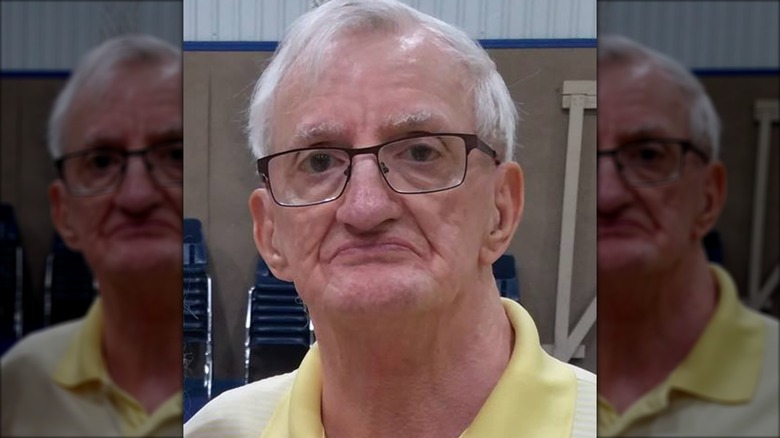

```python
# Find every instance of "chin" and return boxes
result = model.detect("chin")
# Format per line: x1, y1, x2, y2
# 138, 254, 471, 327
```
318, 264, 438, 316
597, 239, 661, 277
101, 243, 181, 278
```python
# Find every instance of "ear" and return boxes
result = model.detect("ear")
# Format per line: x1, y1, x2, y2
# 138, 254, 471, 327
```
49, 181, 81, 250
248, 188, 292, 281
480, 162, 525, 263
693, 161, 727, 240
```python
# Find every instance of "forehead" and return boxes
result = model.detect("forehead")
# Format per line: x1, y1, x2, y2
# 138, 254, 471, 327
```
599, 60, 690, 143
271, 29, 474, 148
64, 63, 181, 152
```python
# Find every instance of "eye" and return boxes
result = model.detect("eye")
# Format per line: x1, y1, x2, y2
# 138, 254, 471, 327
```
623, 141, 670, 165
297, 150, 345, 174
157, 143, 184, 164
638, 147, 663, 161
396, 139, 445, 163
409, 144, 437, 161
84, 150, 121, 170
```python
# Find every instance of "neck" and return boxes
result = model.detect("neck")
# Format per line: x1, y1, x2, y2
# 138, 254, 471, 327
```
598, 247, 718, 413
316, 274, 513, 438
99, 271, 182, 414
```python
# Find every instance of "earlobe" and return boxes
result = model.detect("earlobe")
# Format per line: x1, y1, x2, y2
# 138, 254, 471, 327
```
49, 182, 80, 250
248, 189, 291, 281
694, 162, 727, 239
480, 162, 525, 263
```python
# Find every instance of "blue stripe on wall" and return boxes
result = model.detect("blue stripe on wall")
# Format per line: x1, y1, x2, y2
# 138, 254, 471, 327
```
183, 38, 598, 52
0, 70, 71, 78
693, 68, 780, 77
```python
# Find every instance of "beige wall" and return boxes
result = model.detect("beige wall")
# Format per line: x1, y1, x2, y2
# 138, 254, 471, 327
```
183, 47, 598, 379
699, 75, 779, 315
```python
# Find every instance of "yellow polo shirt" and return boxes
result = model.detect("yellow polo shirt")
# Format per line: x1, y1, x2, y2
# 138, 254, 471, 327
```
185, 299, 596, 437
598, 265, 780, 437
1, 298, 182, 437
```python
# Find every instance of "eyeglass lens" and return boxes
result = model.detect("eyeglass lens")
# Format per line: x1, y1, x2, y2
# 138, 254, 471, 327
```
614, 140, 684, 186
60, 143, 183, 196
266, 135, 470, 206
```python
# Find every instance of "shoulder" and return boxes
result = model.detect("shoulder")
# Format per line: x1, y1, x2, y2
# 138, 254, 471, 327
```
1, 320, 83, 435
563, 363, 596, 438
1, 320, 82, 376
758, 313, 779, 386
184, 371, 296, 438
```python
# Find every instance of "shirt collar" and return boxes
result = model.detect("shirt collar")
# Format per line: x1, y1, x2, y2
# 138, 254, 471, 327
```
598, 265, 768, 435
267, 298, 578, 437
53, 298, 108, 388
668, 265, 765, 402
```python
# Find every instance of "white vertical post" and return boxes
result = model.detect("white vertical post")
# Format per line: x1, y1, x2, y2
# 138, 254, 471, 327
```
749, 99, 779, 309
550, 81, 596, 361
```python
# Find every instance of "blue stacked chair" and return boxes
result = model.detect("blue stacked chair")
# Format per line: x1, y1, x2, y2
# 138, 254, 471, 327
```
43, 234, 96, 327
183, 218, 213, 411
0, 203, 23, 355
703, 230, 724, 264
244, 258, 310, 383
493, 254, 520, 302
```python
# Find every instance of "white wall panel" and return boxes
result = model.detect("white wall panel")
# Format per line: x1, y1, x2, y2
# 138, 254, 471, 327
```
599, 1, 779, 69
1, 1, 181, 71
183, 0, 597, 42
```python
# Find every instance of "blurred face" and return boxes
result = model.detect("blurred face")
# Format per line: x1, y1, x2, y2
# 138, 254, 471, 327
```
49, 63, 182, 282
251, 31, 518, 318
598, 61, 722, 276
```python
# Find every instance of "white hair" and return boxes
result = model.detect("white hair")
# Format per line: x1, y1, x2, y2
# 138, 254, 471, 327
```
247, 0, 518, 162
47, 34, 181, 159
599, 34, 721, 159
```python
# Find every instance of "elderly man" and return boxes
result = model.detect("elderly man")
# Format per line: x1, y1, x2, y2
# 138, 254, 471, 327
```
185, 0, 595, 437
0, 35, 183, 436
597, 35, 779, 436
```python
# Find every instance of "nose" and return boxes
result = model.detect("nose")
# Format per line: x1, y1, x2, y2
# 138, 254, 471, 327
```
335, 155, 402, 232
113, 154, 163, 215
597, 154, 633, 216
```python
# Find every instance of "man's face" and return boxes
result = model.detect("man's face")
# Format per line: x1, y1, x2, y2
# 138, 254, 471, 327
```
50, 63, 182, 282
598, 61, 722, 276
251, 31, 517, 318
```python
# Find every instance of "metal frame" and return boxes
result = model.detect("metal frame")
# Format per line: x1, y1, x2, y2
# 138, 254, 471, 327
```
748, 99, 779, 310
243, 286, 255, 384
43, 253, 53, 327
543, 80, 597, 362
13, 246, 23, 338
203, 276, 213, 399
243, 284, 315, 384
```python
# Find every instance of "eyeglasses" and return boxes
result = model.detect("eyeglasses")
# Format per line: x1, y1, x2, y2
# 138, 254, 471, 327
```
598, 138, 709, 187
256, 133, 500, 207
54, 142, 183, 196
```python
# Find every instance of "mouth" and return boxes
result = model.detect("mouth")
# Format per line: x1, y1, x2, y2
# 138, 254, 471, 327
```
597, 218, 647, 237
332, 240, 417, 261
109, 220, 179, 238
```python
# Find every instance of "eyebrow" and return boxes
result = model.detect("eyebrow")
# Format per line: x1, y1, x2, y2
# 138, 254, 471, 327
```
289, 110, 445, 147
291, 121, 348, 145
81, 124, 183, 150
621, 122, 675, 140
383, 110, 436, 131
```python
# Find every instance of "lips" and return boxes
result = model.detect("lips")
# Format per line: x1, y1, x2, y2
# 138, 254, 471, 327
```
108, 219, 179, 237
597, 217, 647, 237
332, 239, 418, 260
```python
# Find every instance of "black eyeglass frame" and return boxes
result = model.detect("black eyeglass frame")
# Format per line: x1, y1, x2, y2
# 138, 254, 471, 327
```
598, 138, 710, 187
256, 132, 501, 207
54, 142, 183, 197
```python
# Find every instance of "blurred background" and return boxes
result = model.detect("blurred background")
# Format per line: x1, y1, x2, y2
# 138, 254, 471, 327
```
599, 0, 780, 318
0, 1, 181, 351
